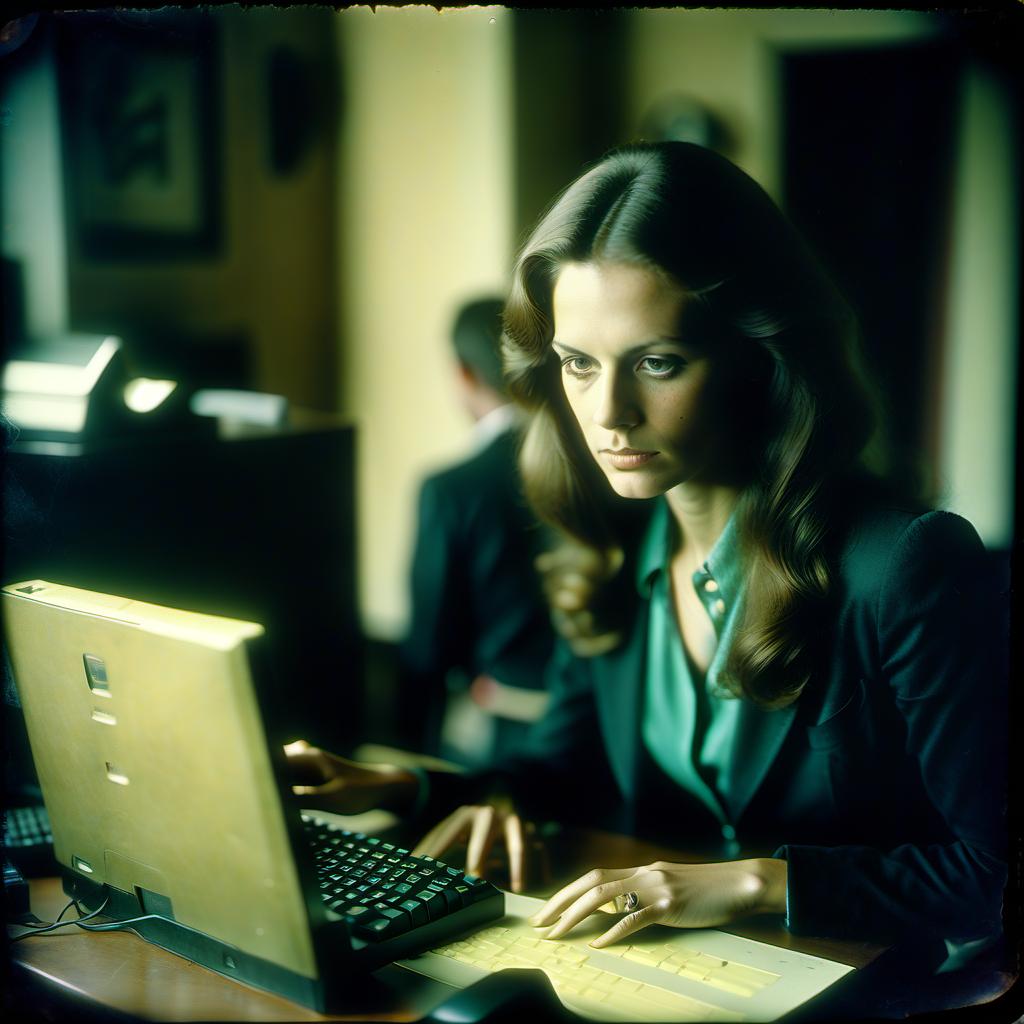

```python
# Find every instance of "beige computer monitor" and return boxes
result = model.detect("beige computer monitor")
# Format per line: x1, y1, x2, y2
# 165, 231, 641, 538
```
2, 580, 317, 979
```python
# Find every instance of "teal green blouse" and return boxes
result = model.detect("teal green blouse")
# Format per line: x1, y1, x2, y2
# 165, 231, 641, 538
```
636, 498, 990, 968
640, 499, 746, 848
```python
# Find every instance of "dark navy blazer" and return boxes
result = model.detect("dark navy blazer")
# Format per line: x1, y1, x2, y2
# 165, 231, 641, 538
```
401, 426, 554, 755
429, 502, 1008, 945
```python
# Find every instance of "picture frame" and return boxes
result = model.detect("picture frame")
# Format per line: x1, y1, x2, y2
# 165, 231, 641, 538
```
56, 12, 221, 261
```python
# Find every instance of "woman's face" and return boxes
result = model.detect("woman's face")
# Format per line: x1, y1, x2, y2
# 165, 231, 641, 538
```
551, 261, 743, 500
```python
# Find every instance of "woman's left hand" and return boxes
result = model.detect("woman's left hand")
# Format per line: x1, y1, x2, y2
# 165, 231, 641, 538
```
529, 859, 787, 948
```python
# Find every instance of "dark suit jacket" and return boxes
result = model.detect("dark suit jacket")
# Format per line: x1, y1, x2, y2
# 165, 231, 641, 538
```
427, 499, 1008, 945
401, 426, 554, 754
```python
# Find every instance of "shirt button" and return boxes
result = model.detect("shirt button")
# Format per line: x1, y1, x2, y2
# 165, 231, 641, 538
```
712, 598, 726, 616
704, 579, 719, 593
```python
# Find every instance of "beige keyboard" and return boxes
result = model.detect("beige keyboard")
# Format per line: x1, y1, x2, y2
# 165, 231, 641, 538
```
432, 925, 763, 1021
602, 940, 779, 997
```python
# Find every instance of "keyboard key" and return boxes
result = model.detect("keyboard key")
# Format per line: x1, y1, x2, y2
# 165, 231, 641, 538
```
304, 814, 501, 959
370, 904, 411, 932
437, 925, 744, 1022
624, 946, 667, 968
340, 903, 376, 919
399, 898, 430, 927
465, 877, 493, 902
415, 889, 446, 920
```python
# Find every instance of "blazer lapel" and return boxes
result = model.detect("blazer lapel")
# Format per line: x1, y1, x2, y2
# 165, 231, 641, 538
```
725, 699, 799, 822
590, 602, 801, 824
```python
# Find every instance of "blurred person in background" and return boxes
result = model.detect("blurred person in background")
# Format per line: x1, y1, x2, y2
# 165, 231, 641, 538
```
287, 144, 1006, 1005
398, 297, 556, 766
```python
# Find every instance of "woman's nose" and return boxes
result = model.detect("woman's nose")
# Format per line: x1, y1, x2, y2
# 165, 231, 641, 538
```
592, 369, 640, 430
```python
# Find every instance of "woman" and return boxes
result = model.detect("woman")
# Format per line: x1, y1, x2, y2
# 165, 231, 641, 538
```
290, 142, 1006, 958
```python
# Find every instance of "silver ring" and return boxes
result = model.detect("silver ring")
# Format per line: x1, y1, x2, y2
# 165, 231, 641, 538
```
622, 890, 640, 913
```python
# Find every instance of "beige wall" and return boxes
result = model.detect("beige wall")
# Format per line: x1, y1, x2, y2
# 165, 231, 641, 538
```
335, 6, 513, 639
67, 7, 338, 409
938, 64, 1018, 547
622, 9, 940, 198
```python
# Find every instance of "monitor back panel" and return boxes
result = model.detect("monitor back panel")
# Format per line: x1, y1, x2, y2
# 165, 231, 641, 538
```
2, 581, 317, 979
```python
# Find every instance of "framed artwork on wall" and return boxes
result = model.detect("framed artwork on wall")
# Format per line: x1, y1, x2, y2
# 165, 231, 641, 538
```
56, 11, 221, 261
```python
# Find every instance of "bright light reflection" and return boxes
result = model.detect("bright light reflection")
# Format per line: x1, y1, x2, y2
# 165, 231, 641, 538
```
123, 378, 177, 413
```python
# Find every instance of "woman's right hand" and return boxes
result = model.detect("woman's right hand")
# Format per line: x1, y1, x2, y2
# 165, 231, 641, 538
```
283, 739, 418, 816
536, 543, 624, 657
412, 798, 535, 894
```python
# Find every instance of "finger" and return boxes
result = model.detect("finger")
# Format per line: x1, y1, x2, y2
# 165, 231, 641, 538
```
413, 807, 476, 859
570, 632, 623, 658
550, 608, 582, 639
529, 867, 633, 926
536, 546, 581, 571
412, 806, 476, 859
543, 876, 641, 939
553, 588, 585, 611
466, 806, 500, 876
534, 551, 558, 572
292, 777, 346, 797
574, 609, 595, 634
504, 813, 526, 894
283, 739, 312, 756
590, 901, 666, 948
551, 573, 590, 609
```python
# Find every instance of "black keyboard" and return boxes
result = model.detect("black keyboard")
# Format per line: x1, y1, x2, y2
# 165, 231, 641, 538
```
3, 805, 57, 877
301, 814, 503, 962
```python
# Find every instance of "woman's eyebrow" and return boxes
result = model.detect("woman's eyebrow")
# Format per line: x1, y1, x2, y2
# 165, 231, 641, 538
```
551, 341, 589, 356
551, 338, 689, 356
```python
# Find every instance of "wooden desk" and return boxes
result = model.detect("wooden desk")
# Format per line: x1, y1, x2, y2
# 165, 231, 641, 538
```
7, 829, 885, 1022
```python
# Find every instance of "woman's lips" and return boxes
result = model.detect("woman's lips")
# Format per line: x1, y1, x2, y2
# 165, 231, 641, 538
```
601, 448, 659, 469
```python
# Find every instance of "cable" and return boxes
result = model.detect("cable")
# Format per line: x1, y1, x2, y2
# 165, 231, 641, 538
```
16, 897, 77, 929
11, 895, 169, 939
54, 899, 79, 924
10, 895, 110, 941
74, 913, 166, 932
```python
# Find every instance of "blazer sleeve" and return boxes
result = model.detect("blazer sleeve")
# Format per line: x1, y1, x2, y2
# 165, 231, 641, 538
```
399, 476, 468, 752
776, 512, 1008, 942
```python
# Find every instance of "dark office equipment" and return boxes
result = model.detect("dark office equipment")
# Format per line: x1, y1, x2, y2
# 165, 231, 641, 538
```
3, 416, 361, 758
424, 968, 573, 1024
302, 816, 502, 954
4, 858, 32, 918
3, 805, 56, 878
2, 334, 213, 444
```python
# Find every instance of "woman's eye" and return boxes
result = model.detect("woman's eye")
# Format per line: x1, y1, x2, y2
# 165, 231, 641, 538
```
638, 355, 683, 378
561, 356, 595, 378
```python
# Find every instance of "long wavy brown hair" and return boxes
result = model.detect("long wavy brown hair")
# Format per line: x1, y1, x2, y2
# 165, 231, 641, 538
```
503, 142, 882, 708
